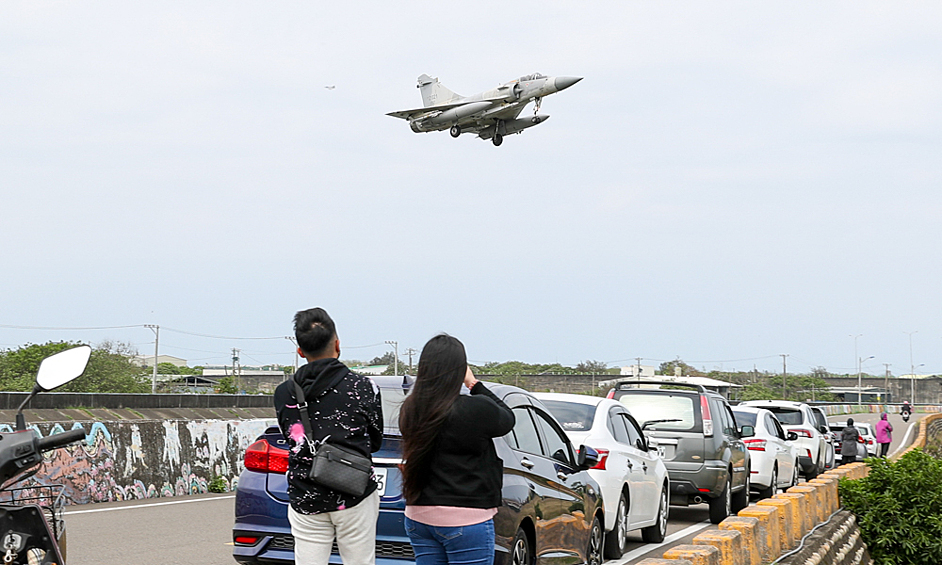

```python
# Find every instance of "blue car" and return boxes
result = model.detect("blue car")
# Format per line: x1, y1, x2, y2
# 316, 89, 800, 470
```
233, 376, 604, 565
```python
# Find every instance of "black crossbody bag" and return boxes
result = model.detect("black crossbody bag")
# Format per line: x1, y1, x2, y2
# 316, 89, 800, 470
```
293, 378, 373, 497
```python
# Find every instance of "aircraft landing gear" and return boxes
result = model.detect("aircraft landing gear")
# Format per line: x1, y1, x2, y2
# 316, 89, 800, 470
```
533, 97, 542, 115
492, 133, 503, 146
450, 125, 461, 138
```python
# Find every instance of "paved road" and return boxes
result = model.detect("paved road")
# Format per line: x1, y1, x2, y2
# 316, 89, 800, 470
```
64, 411, 917, 565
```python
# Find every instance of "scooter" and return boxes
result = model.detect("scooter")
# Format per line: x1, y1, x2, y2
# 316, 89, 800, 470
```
902, 411, 911, 423
0, 345, 91, 565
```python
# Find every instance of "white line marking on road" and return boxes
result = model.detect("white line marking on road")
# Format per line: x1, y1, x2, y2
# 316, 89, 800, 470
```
606, 520, 711, 565
64, 495, 235, 515
889, 421, 918, 459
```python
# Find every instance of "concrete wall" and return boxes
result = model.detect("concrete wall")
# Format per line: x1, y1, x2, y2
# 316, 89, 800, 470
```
1, 418, 274, 504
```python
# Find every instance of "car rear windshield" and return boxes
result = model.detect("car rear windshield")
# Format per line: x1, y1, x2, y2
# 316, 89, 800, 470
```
766, 407, 802, 425
733, 411, 757, 428
615, 392, 697, 431
539, 400, 597, 432
380, 386, 409, 434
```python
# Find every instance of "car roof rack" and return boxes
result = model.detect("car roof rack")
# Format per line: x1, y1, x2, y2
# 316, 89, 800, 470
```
611, 380, 707, 393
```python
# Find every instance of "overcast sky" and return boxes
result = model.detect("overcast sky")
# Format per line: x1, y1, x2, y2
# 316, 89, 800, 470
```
2, 2, 940, 376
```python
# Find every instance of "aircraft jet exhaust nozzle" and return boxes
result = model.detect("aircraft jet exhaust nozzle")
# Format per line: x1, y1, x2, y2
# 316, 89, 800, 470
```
427, 101, 492, 125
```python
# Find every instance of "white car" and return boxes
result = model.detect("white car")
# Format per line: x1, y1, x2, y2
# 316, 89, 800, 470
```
855, 423, 878, 456
732, 407, 800, 499
739, 400, 830, 479
534, 393, 670, 558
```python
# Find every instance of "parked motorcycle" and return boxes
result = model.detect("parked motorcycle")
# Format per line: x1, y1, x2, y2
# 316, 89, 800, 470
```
1, 345, 91, 565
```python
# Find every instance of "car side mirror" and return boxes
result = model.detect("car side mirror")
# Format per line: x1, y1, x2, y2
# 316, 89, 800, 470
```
576, 445, 599, 470
819, 426, 829, 434
739, 425, 755, 438
787, 431, 798, 441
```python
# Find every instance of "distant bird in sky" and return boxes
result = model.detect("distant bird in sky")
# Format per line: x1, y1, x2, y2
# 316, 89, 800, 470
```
325, 85, 336, 90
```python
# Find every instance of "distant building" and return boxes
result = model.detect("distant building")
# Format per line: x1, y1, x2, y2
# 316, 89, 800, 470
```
132, 354, 188, 368
349, 365, 388, 376
619, 364, 657, 377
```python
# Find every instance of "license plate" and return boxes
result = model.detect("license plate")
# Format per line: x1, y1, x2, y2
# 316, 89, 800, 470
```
375, 468, 387, 496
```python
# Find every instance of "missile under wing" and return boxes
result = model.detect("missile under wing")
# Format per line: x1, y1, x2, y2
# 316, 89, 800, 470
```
387, 73, 581, 146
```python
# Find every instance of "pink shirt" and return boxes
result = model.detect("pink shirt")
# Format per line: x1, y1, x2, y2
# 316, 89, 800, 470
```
405, 505, 498, 527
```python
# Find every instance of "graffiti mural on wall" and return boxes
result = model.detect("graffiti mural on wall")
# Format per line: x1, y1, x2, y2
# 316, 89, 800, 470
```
0, 419, 274, 505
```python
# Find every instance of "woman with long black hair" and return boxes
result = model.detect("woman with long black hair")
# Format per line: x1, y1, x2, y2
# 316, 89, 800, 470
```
399, 334, 515, 565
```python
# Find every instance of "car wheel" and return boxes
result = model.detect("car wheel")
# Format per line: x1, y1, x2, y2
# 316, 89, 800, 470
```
603, 493, 628, 559
790, 460, 800, 487
586, 515, 603, 565
641, 484, 668, 543
731, 470, 749, 512
511, 528, 531, 565
758, 466, 776, 499
708, 475, 732, 524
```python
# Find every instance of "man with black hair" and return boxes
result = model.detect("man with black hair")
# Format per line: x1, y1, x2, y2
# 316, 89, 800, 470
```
273, 307, 383, 565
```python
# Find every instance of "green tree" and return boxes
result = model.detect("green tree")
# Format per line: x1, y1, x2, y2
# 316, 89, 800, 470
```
214, 376, 239, 394
0, 341, 149, 393
658, 359, 703, 377
740, 382, 779, 401
157, 362, 200, 375
368, 352, 397, 366
575, 360, 608, 374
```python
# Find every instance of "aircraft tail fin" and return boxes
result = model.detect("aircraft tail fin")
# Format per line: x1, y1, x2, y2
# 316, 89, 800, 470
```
417, 74, 461, 107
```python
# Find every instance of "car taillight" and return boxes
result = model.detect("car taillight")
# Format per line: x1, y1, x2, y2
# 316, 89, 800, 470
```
606, 389, 615, 399
804, 449, 813, 458
744, 439, 767, 451
244, 439, 290, 473
234, 536, 260, 545
700, 395, 713, 437
793, 428, 813, 438
591, 449, 609, 470
867, 438, 874, 445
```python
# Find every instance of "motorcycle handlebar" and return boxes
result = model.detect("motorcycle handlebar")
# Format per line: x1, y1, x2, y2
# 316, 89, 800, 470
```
36, 429, 86, 452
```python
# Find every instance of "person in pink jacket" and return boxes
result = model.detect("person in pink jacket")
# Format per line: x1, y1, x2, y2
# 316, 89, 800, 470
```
875, 412, 893, 457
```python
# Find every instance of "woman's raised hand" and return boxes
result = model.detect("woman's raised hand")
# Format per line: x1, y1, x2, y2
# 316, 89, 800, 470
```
464, 366, 479, 389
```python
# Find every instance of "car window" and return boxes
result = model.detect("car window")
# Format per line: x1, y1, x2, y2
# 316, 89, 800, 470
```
767, 414, 785, 440
733, 410, 757, 428
540, 400, 597, 432
534, 409, 573, 466
608, 408, 630, 444
721, 405, 738, 437
510, 407, 543, 455
617, 393, 697, 431
623, 414, 646, 451
380, 386, 409, 433
766, 407, 803, 425
811, 409, 828, 430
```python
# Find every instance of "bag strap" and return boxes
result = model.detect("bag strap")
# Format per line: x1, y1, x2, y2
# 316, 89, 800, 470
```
292, 377, 314, 442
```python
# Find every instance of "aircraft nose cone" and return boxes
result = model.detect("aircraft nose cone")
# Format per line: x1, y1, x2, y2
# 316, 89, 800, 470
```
554, 76, 583, 91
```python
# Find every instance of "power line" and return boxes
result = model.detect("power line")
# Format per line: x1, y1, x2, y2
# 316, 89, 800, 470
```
0, 323, 145, 330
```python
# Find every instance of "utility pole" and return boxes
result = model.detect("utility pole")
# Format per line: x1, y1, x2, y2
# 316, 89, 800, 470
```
884, 363, 891, 403
405, 348, 417, 374
780, 354, 789, 399
144, 324, 159, 393
232, 348, 241, 392
285, 336, 299, 377
385, 340, 399, 377
906, 331, 918, 405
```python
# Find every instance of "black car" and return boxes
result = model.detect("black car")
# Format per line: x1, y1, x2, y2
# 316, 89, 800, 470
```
607, 381, 751, 524
234, 378, 605, 565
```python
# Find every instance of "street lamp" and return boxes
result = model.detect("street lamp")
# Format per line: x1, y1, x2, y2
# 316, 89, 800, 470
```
144, 324, 159, 394
911, 363, 926, 404
858, 355, 874, 405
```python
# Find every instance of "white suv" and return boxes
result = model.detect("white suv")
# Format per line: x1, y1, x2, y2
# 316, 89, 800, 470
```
739, 400, 829, 479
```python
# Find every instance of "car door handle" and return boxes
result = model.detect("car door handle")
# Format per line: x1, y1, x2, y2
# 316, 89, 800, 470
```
642, 463, 648, 472
520, 458, 534, 469
557, 471, 568, 481
626, 461, 633, 469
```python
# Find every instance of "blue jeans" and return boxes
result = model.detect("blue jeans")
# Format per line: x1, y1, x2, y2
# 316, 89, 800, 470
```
404, 517, 495, 565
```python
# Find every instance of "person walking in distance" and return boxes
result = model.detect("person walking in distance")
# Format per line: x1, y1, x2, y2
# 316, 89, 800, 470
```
273, 308, 383, 565
398, 335, 515, 565
875, 412, 893, 457
841, 418, 861, 466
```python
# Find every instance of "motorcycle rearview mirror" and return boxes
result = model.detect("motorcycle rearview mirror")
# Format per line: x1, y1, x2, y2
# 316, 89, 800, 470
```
36, 345, 92, 391
15, 345, 92, 431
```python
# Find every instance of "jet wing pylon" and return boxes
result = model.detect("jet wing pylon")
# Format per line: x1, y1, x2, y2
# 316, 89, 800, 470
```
386, 101, 473, 120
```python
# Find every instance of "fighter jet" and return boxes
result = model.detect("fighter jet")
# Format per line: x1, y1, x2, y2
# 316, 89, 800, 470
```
387, 73, 582, 146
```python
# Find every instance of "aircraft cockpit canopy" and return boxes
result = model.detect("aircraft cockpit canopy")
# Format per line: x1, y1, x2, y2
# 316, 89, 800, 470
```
518, 73, 546, 82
